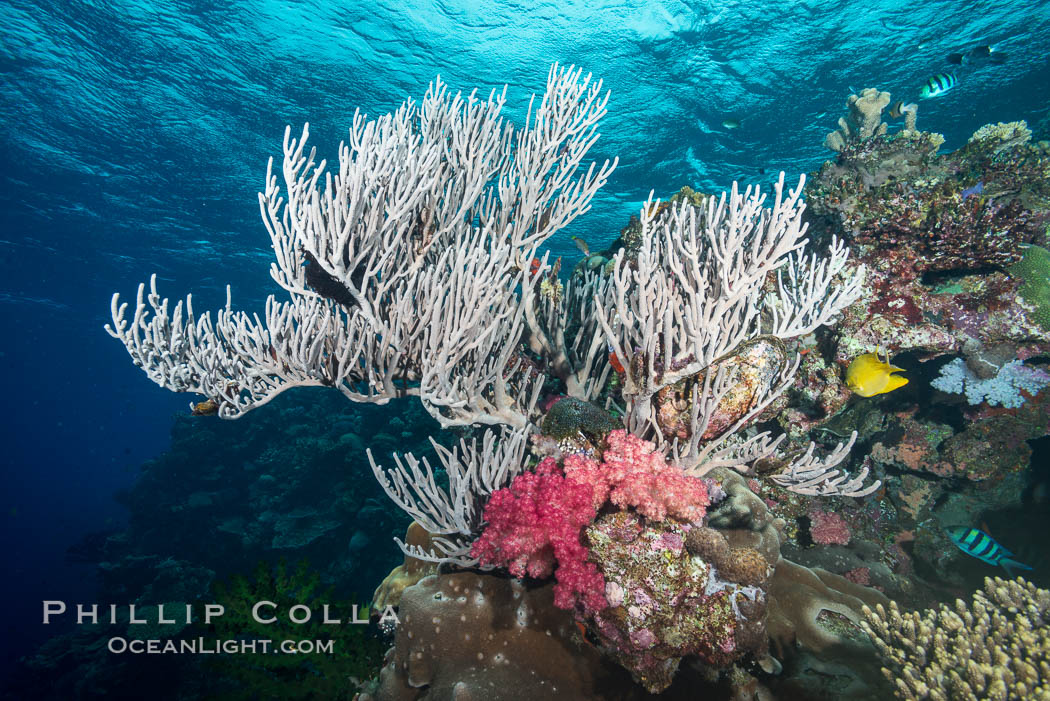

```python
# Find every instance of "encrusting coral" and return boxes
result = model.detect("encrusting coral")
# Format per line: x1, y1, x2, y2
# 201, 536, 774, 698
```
1010, 244, 1050, 331
861, 576, 1050, 700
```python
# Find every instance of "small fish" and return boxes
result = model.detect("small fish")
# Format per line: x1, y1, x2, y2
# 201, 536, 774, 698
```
608, 349, 625, 374
572, 236, 590, 256
721, 117, 741, 130
961, 181, 984, 199
920, 73, 957, 99
946, 527, 1032, 576
191, 398, 219, 416
969, 45, 1008, 64
946, 52, 965, 65
846, 350, 908, 397
888, 101, 917, 119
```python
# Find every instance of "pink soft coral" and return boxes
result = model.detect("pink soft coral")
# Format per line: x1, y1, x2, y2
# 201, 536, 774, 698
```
470, 458, 607, 612
563, 430, 709, 522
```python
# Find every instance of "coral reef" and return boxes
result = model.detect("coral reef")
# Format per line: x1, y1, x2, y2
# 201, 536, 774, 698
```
862, 576, 1050, 699
809, 117, 1049, 276
360, 570, 776, 701
205, 560, 385, 699
87, 66, 1050, 701
98, 390, 419, 593
9, 391, 421, 699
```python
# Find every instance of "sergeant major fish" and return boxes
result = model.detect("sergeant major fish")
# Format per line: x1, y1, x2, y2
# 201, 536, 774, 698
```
946, 526, 1032, 576
888, 101, 917, 119
920, 73, 957, 99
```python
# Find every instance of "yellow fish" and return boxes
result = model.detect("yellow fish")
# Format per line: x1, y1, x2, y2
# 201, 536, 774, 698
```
846, 350, 908, 397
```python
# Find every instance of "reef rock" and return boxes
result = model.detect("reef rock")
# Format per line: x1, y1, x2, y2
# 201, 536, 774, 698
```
655, 337, 789, 443
585, 511, 769, 693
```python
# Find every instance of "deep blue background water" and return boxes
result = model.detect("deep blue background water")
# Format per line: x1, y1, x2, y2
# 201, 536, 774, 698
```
1, 0, 1049, 681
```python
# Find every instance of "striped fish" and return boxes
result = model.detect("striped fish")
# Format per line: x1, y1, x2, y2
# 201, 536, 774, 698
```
946, 527, 1032, 575
920, 73, 957, 99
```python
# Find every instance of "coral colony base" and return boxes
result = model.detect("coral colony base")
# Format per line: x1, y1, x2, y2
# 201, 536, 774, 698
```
106, 66, 1050, 698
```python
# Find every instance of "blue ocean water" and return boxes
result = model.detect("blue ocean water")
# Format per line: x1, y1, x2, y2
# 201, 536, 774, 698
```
1, 0, 1050, 694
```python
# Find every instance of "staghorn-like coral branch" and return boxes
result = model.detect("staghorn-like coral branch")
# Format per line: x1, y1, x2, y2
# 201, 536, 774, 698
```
861, 576, 1050, 699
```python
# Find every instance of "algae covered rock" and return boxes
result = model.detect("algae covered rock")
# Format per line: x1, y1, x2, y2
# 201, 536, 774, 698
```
585, 511, 769, 693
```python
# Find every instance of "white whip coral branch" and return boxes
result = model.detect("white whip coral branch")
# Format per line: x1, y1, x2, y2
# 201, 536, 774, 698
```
368, 427, 530, 565
770, 431, 881, 497
107, 64, 616, 429
595, 173, 868, 487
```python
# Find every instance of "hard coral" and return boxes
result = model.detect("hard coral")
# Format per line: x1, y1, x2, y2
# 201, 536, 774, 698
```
540, 396, 620, 442
862, 576, 1050, 700
685, 527, 771, 588
372, 521, 440, 610
1010, 244, 1050, 331
360, 572, 635, 701
470, 458, 606, 613
766, 560, 890, 692
824, 88, 891, 152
